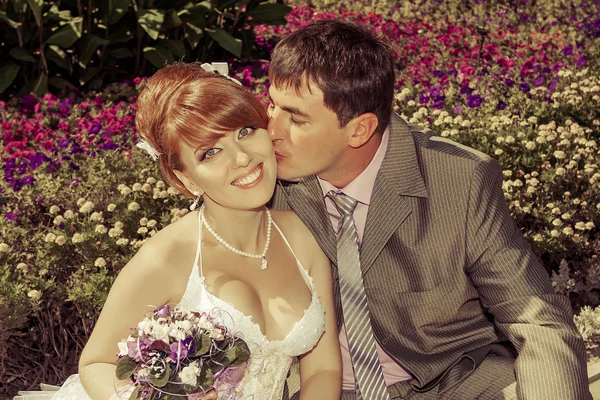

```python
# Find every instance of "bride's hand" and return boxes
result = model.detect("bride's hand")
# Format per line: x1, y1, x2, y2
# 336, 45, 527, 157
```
187, 389, 217, 399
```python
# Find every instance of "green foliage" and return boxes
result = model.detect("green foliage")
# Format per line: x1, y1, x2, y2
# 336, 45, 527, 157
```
0, 0, 291, 96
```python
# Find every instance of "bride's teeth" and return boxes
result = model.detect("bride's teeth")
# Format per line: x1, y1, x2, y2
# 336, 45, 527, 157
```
233, 166, 261, 186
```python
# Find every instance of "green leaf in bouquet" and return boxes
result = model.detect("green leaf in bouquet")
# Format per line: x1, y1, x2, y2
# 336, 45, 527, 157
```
198, 362, 215, 390
193, 333, 211, 356
207, 28, 242, 58
231, 340, 250, 365
148, 360, 171, 387
115, 356, 138, 380
128, 385, 140, 400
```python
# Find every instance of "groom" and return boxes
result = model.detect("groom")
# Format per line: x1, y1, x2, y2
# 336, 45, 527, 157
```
268, 20, 590, 399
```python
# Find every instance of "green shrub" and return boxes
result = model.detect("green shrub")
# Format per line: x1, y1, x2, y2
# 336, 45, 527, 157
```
0, 0, 291, 97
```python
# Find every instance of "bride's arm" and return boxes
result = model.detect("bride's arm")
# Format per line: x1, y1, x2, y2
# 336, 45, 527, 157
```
78, 240, 179, 399
294, 221, 342, 400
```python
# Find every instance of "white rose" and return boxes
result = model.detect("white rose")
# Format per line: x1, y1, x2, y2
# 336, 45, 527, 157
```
178, 361, 200, 385
132, 183, 142, 192
156, 181, 166, 189
137, 227, 148, 235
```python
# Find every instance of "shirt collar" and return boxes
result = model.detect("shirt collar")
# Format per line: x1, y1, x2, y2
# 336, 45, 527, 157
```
318, 125, 390, 205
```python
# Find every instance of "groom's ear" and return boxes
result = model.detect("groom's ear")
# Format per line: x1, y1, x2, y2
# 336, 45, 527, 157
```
347, 112, 379, 149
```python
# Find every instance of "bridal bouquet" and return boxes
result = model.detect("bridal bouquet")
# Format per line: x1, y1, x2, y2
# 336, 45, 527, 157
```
115, 305, 250, 399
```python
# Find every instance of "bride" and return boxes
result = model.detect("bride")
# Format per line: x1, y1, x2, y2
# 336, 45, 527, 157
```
16, 62, 341, 400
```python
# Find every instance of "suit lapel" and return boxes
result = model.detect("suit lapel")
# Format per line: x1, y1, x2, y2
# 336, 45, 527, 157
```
278, 176, 338, 265
360, 114, 429, 274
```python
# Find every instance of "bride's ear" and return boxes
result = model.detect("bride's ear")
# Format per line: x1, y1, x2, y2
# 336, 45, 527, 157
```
174, 170, 204, 197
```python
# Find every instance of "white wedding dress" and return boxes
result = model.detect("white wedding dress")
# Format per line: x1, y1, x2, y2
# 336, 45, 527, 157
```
15, 211, 326, 400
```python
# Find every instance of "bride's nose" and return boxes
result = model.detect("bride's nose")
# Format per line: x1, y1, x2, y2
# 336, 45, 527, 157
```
234, 146, 251, 168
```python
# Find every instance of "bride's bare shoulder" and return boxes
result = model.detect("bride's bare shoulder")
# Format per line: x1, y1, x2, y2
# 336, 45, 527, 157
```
121, 211, 199, 278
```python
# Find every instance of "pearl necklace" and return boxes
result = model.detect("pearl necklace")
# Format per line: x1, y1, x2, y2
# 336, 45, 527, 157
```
199, 203, 272, 270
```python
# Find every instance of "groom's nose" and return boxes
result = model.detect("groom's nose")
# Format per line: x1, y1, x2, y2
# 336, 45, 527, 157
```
267, 108, 288, 142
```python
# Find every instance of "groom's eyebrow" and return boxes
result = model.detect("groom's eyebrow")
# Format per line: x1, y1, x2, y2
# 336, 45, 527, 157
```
268, 92, 310, 119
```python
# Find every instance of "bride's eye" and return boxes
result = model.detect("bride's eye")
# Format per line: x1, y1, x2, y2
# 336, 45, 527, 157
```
238, 126, 256, 140
199, 148, 221, 161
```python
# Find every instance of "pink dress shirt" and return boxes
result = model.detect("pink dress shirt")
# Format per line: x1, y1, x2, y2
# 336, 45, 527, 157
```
317, 127, 412, 391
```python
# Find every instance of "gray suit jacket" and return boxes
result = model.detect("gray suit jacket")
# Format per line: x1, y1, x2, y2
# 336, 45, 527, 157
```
272, 113, 590, 399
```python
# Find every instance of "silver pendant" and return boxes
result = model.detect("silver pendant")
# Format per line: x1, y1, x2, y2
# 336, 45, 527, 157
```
260, 258, 268, 270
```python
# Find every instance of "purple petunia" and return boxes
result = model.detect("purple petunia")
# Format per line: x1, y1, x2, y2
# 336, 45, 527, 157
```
496, 101, 506, 110
454, 105, 463, 115
532, 76, 545, 87
562, 45, 574, 56
519, 82, 530, 93
576, 57, 587, 68
5, 211, 19, 222
504, 78, 514, 87
466, 94, 483, 108
88, 122, 102, 134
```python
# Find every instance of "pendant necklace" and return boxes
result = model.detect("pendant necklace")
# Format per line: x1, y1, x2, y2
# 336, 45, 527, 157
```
199, 203, 272, 270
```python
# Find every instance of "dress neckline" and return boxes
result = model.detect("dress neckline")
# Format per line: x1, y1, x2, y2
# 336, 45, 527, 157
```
191, 209, 318, 343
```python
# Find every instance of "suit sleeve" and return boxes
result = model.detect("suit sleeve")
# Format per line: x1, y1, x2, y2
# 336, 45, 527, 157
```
465, 157, 590, 400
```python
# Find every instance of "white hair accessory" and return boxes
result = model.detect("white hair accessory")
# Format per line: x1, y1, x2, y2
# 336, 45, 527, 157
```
136, 140, 160, 161
200, 62, 242, 86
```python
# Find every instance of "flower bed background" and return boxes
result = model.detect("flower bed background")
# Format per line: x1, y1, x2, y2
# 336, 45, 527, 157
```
1, 0, 600, 397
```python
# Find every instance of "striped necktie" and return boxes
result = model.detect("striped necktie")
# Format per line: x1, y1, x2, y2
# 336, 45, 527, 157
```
328, 191, 390, 400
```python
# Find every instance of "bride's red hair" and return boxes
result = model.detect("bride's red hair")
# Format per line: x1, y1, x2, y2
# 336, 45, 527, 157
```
135, 62, 268, 197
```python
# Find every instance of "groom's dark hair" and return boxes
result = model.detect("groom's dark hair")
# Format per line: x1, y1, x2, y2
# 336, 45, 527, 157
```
269, 20, 395, 134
